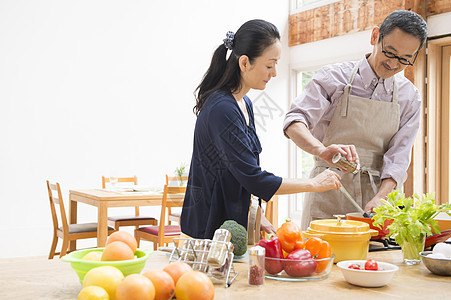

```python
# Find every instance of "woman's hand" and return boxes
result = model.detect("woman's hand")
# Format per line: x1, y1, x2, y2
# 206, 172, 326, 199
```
260, 214, 276, 235
310, 169, 342, 192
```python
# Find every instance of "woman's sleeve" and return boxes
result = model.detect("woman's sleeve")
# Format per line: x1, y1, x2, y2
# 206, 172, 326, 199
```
208, 101, 282, 201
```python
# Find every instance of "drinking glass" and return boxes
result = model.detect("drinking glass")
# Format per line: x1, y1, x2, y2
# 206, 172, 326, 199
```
401, 234, 425, 265
109, 176, 118, 190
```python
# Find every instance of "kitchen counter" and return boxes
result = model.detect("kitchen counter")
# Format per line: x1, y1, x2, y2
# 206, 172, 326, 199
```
1, 249, 450, 299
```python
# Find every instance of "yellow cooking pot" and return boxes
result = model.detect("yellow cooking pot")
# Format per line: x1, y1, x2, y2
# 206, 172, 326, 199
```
303, 216, 378, 263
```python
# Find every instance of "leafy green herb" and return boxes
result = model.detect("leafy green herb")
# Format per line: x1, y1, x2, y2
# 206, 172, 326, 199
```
373, 191, 451, 248
175, 162, 188, 186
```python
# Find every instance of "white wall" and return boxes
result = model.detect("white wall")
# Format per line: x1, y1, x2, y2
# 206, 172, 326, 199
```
0, 1, 290, 258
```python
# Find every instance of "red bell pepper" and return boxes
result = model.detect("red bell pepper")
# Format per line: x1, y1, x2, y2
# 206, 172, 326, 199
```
284, 249, 317, 277
257, 235, 284, 274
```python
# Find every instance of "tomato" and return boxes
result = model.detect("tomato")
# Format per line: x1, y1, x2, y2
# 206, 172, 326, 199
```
315, 240, 331, 273
283, 249, 317, 277
305, 237, 322, 258
348, 264, 361, 270
364, 259, 379, 271
276, 221, 305, 253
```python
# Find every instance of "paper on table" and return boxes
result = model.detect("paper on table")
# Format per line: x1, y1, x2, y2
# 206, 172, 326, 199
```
102, 186, 163, 194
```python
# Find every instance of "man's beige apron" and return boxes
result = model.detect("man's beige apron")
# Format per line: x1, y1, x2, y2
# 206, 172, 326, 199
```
301, 61, 400, 230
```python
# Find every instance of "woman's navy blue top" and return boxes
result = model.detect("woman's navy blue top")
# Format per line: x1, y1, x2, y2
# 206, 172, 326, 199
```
180, 90, 282, 239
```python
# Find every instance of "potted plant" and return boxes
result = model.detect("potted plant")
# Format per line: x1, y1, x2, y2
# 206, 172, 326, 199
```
175, 163, 188, 186
373, 191, 451, 264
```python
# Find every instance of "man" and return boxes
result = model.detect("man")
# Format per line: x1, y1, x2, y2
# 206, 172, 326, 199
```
283, 10, 428, 229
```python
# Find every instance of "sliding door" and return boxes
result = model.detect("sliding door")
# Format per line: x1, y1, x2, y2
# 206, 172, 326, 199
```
427, 41, 451, 205
441, 45, 451, 204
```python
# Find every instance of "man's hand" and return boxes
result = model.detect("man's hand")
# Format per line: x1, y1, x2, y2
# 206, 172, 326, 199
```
364, 178, 397, 213
364, 195, 385, 213
318, 144, 359, 172
310, 169, 342, 192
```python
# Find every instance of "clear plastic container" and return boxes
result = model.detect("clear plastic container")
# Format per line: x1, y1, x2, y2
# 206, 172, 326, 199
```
248, 245, 265, 286
207, 229, 231, 267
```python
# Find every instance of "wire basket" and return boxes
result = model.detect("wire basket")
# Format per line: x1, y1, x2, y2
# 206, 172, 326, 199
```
169, 237, 238, 287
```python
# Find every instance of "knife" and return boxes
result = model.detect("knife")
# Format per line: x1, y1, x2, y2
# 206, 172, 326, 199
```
339, 186, 368, 216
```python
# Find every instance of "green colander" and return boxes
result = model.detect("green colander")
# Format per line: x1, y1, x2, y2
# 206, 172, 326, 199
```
61, 248, 152, 284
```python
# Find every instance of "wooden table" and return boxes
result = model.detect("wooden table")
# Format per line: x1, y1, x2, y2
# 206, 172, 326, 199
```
69, 189, 184, 248
1, 250, 450, 299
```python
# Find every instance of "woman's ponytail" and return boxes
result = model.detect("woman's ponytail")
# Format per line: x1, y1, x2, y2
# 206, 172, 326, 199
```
193, 45, 229, 115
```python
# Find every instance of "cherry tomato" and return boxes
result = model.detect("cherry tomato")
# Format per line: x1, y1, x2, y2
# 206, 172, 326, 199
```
348, 264, 361, 270
305, 237, 322, 258
315, 240, 332, 273
364, 259, 379, 271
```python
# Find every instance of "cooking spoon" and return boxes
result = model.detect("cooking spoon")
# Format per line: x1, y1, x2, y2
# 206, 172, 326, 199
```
339, 186, 371, 217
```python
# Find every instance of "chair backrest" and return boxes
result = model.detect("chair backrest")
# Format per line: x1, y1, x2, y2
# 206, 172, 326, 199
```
102, 176, 138, 189
158, 183, 186, 233
166, 174, 188, 187
47, 180, 68, 233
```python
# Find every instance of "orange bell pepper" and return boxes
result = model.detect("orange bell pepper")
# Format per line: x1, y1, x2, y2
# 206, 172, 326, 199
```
315, 240, 332, 273
276, 221, 305, 253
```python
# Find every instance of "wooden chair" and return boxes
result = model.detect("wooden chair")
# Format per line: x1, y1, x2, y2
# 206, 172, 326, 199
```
47, 180, 115, 259
165, 174, 188, 224
102, 176, 158, 230
248, 195, 278, 242
134, 184, 186, 250
265, 195, 278, 229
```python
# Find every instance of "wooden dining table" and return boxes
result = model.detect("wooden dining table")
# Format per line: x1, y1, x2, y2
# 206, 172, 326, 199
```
3, 249, 451, 299
68, 189, 185, 249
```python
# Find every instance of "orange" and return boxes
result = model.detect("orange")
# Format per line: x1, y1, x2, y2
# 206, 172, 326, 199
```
101, 241, 135, 261
143, 270, 175, 300
82, 251, 103, 261
162, 261, 193, 284
115, 274, 155, 300
175, 271, 214, 300
106, 231, 138, 253
83, 266, 124, 300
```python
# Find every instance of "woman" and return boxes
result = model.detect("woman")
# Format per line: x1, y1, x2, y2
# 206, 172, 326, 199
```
180, 19, 341, 239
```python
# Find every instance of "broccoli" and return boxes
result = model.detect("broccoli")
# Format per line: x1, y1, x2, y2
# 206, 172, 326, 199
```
220, 220, 248, 257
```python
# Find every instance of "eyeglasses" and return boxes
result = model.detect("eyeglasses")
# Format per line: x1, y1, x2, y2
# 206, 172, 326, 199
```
381, 38, 418, 66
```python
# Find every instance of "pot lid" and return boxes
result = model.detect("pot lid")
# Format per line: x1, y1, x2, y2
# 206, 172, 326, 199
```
309, 215, 371, 234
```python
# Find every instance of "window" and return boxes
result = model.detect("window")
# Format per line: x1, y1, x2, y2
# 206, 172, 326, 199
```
295, 70, 317, 178
291, 0, 340, 13
289, 69, 318, 214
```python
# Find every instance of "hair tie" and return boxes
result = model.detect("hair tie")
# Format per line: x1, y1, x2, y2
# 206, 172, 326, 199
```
223, 31, 235, 50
